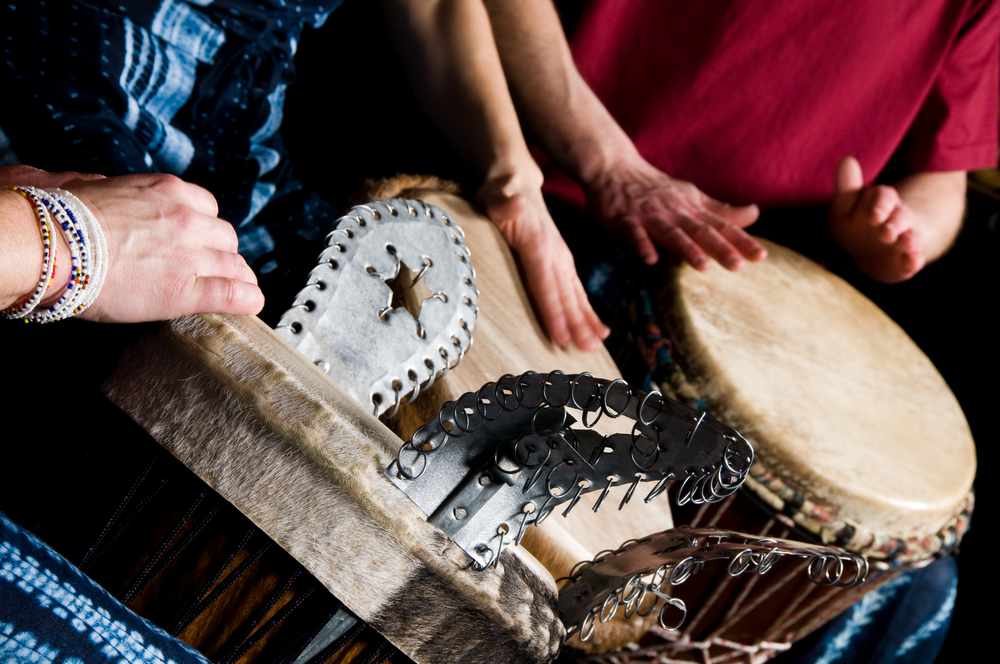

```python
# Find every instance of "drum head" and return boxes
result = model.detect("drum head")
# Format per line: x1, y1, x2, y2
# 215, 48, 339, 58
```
661, 239, 975, 538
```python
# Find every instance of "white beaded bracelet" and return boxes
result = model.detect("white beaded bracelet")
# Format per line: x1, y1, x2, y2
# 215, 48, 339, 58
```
1, 185, 109, 323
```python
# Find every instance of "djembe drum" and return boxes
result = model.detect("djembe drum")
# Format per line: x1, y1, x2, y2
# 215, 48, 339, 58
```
631, 239, 976, 661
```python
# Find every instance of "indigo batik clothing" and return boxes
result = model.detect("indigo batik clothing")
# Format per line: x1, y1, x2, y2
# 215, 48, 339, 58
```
0, 511, 211, 664
0, 0, 343, 267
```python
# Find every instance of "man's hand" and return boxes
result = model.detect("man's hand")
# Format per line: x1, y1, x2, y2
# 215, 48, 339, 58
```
584, 158, 767, 270
478, 172, 609, 352
1, 166, 264, 322
829, 156, 925, 283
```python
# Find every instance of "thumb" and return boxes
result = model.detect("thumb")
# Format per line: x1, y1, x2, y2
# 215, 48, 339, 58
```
835, 156, 864, 194
832, 156, 864, 217
703, 197, 760, 229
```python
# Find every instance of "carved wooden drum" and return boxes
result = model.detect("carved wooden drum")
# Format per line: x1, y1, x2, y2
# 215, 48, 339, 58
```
643, 239, 976, 661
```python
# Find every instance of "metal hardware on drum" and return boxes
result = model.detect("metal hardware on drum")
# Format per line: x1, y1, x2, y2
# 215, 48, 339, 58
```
384, 371, 754, 568
275, 198, 478, 418
557, 528, 867, 642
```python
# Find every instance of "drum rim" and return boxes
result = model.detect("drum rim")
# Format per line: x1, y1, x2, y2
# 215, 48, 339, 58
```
741, 459, 973, 565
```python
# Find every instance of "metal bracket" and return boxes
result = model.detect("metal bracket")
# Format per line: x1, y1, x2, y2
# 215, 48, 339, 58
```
385, 372, 754, 568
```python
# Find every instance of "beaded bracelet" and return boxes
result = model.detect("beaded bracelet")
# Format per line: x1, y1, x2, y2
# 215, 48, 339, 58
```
53, 187, 108, 318
1, 185, 109, 323
1, 186, 58, 320
29, 187, 87, 322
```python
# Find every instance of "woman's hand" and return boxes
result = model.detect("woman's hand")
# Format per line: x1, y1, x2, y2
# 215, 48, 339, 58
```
1, 166, 264, 322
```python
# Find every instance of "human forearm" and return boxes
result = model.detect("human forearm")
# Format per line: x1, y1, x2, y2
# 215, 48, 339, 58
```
382, 0, 538, 182
483, 0, 764, 270
894, 171, 966, 262
482, 0, 638, 185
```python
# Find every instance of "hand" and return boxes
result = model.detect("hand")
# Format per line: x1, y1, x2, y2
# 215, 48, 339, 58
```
1, 166, 264, 322
829, 157, 924, 283
584, 158, 766, 270
477, 171, 610, 352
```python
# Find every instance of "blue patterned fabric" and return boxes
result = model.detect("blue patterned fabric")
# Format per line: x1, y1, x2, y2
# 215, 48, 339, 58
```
0, 511, 210, 664
0, 0, 342, 264
786, 558, 957, 664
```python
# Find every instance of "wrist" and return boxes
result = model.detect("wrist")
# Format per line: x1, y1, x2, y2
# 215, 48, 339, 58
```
483, 154, 545, 193
567, 134, 645, 192
0, 189, 48, 309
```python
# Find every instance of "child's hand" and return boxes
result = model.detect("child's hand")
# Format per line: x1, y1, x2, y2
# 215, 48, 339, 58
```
829, 157, 925, 283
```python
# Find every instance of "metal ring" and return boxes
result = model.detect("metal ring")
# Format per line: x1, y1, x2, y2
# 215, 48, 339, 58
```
644, 473, 673, 504
530, 405, 568, 437
581, 396, 605, 429
757, 549, 781, 575
600, 379, 632, 419
451, 392, 485, 434
569, 372, 598, 411
838, 556, 869, 587
494, 374, 520, 411
493, 442, 523, 476
514, 371, 545, 409
669, 557, 698, 585
630, 419, 661, 454
658, 597, 688, 632
684, 411, 707, 447
622, 576, 648, 619
394, 442, 428, 480
675, 471, 700, 506
541, 370, 570, 407
592, 475, 618, 512
384, 381, 403, 419
435, 399, 464, 438
630, 433, 661, 472
599, 590, 619, 623
619, 472, 645, 509
579, 610, 596, 642
475, 382, 504, 421
637, 390, 664, 426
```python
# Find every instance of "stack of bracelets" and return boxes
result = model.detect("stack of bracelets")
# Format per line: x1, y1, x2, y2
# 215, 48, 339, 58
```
1, 186, 108, 323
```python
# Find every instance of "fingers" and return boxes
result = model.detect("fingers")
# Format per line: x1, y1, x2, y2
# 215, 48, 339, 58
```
539, 263, 609, 353
859, 186, 907, 239
620, 217, 660, 265
207, 247, 259, 285
188, 276, 265, 316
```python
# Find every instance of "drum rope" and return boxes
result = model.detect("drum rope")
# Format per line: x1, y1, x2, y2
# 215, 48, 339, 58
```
79, 453, 164, 571
121, 489, 209, 605
172, 527, 265, 634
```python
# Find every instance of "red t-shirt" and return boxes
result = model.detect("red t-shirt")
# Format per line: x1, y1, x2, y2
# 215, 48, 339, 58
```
544, 0, 999, 209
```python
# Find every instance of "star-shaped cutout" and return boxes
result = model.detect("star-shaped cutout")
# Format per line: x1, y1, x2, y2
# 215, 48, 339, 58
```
378, 257, 436, 338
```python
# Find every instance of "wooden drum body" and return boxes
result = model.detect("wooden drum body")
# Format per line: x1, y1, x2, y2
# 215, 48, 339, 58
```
646, 239, 975, 661
385, 188, 678, 654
